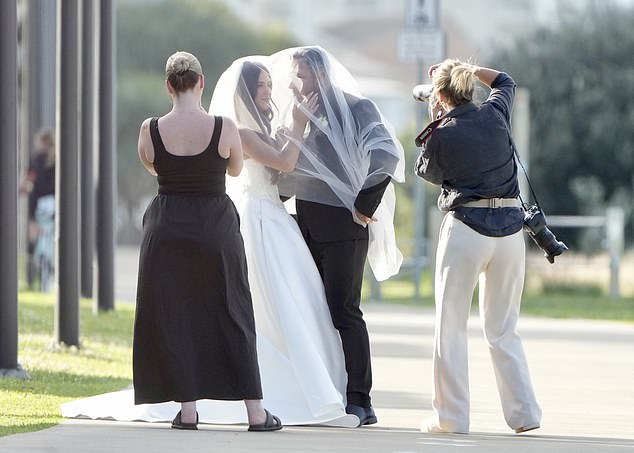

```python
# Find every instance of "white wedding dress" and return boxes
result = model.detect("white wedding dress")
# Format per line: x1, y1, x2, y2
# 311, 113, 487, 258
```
61, 160, 356, 427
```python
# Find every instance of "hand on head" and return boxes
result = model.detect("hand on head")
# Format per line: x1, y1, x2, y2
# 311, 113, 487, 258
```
428, 63, 441, 79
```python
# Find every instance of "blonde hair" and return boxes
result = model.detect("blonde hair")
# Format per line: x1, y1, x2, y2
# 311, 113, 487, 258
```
432, 58, 477, 107
165, 51, 203, 93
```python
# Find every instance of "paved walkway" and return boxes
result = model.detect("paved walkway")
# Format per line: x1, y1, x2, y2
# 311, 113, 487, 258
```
2, 247, 633, 452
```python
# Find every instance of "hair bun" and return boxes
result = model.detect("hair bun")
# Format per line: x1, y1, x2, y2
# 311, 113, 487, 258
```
172, 56, 191, 74
165, 51, 202, 78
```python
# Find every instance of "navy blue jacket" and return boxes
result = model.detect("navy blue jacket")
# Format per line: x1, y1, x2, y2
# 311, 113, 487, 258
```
415, 72, 523, 237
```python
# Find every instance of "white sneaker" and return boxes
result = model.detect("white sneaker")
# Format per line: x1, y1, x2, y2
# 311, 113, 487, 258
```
421, 417, 468, 434
421, 417, 447, 433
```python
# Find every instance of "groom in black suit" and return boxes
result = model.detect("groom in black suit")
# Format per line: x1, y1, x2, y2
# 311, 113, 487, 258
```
289, 48, 399, 426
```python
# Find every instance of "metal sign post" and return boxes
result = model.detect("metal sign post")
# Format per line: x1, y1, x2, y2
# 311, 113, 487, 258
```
399, 0, 444, 300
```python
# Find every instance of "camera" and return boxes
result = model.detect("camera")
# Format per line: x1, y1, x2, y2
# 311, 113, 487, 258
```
523, 205, 568, 263
412, 84, 434, 102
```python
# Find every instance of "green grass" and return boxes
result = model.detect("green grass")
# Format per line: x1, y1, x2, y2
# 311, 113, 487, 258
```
0, 292, 134, 437
365, 274, 634, 322
521, 291, 634, 320
3, 274, 633, 439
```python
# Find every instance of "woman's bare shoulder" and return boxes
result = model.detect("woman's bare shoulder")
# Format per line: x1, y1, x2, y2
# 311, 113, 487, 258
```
140, 117, 154, 131
215, 115, 238, 132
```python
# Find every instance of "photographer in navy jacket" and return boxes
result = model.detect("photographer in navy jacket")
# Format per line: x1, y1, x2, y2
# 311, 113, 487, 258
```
415, 60, 541, 435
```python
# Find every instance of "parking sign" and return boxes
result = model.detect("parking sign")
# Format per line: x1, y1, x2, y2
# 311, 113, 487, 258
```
405, 0, 438, 28
398, 28, 444, 63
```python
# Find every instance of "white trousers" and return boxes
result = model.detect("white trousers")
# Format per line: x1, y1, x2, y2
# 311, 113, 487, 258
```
430, 213, 541, 433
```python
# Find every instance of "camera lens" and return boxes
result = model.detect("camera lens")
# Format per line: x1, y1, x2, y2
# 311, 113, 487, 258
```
532, 228, 568, 264
413, 84, 434, 102
523, 206, 568, 263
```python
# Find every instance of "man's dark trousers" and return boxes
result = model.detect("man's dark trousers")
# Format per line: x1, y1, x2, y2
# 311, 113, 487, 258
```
296, 200, 372, 408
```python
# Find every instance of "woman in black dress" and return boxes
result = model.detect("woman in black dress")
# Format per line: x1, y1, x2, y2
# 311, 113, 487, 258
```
134, 51, 281, 432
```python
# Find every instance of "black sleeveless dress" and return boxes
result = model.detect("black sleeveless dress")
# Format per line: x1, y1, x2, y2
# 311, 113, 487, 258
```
133, 116, 263, 404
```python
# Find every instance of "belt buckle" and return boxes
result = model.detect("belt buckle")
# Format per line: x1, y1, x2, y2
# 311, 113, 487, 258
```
488, 198, 500, 208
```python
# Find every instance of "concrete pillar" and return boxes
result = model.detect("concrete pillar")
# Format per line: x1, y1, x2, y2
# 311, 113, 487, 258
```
96, 0, 116, 312
512, 88, 530, 204
81, 0, 97, 298
55, 0, 80, 346
0, 0, 29, 379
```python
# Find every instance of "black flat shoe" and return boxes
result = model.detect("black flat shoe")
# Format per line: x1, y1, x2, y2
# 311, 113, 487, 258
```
345, 404, 378, 426
171, 410, 198, 430
248, 409, 283, 432
363, 405, 378, 426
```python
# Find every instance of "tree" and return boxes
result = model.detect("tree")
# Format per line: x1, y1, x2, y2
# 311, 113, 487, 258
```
489, 4, 634, 250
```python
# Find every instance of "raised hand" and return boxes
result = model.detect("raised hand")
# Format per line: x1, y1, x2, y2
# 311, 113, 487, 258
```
427, 63, 441, 79
275, 126, 291, 145
292, 92, 319, 126
429, 96, 445, 120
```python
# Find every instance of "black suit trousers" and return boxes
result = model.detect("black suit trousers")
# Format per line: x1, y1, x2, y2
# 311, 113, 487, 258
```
305, 235, 372, 408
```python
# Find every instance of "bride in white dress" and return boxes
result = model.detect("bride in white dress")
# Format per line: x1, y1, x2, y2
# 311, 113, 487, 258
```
61, 57, 357, 428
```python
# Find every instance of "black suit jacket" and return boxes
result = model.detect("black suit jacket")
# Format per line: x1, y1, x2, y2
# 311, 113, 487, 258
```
295, 93, 397, 243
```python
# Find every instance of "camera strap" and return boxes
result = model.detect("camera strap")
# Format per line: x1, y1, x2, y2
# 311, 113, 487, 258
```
415, 108, 543, 211
414, 117, 444, 147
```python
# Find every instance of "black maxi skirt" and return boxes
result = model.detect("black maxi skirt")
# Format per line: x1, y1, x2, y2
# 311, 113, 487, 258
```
133, 193, 262, 404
